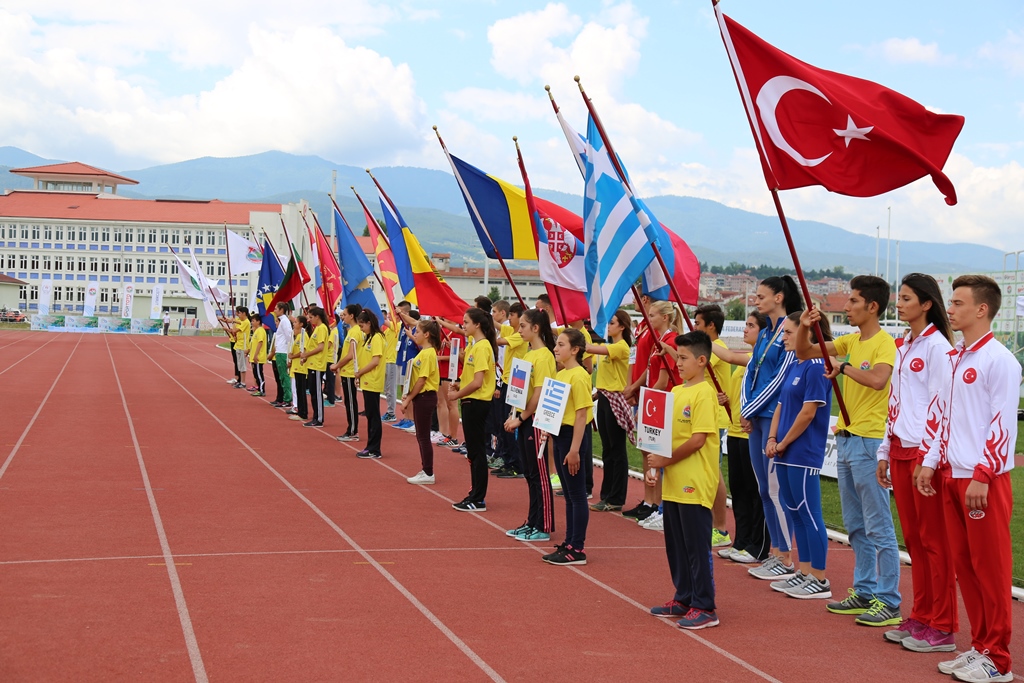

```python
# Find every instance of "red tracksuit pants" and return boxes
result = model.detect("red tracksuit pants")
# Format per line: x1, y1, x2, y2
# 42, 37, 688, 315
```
942, 470, 1014, 674
889, 440, 958, 633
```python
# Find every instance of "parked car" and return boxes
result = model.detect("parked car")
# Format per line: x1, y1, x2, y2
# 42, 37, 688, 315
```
0, 309, 26, 322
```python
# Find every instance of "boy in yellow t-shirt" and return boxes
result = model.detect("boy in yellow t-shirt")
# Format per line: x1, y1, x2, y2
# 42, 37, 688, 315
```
646, 331, 721, 630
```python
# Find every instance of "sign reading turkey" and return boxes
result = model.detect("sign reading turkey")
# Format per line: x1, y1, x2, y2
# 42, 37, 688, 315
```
637, 387, 673, 457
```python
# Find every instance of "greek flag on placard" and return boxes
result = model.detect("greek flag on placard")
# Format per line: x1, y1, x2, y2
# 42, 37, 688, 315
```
583, 115, 656, 336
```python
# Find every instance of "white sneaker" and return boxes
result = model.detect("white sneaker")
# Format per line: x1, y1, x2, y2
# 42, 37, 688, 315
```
406, 471, 435, 485
641, 510, 664, 530
717, 547, 738, 559
939, 649, 981, 675
430, 431, 444, 444
729, 549, 759, 564
951, 653, 1013, 682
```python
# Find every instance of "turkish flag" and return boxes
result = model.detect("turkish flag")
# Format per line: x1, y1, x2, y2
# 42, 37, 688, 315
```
641, 388, 668, 430
717, 8, 964, 205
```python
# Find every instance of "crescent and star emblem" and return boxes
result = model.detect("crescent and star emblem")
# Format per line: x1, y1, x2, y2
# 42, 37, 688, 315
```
755, 75, 874, 167
645, 399, 656, 418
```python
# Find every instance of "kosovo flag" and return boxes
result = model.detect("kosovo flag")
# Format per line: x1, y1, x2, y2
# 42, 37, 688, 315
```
256, 240, 285, 332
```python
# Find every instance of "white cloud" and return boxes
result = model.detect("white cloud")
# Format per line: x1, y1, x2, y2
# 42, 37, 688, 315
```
978, 30, 1024, 75
0, 15, 427, 166
443, 89, 550, 123
878, 37, 950, 65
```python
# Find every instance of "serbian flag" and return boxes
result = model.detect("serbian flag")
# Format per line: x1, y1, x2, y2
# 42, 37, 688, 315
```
715, 5, 964, 205
314, 223, 342, 324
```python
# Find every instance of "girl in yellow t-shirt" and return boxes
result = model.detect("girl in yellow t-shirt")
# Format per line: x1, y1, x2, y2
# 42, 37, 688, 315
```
503, 308, 557, 541
542, 328, 594, 566
354, 309, 386, 459
331, 304, 365, 441
248, 314, 269, 397
450, 307, 497, 512
402, 319, 442, 485
586, 308, 634, 512
287, 315, 310, 422
299, 307, 329, 428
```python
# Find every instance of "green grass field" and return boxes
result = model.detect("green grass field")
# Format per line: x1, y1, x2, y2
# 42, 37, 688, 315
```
592, 400, 1024, 587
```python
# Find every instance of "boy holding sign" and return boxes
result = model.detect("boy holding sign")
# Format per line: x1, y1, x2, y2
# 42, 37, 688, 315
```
647, 331, 721, 630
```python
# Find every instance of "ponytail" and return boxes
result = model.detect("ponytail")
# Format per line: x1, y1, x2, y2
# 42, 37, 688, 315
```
465, 307, 498, 358
761, 275, 804, 314
522, 308, 555, 351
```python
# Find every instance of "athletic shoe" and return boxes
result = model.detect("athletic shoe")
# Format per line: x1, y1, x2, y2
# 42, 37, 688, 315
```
676, 608, 719, 631
549, 473, 562, 491
901, 626, 956, 653
770, 572, 807, 593
487, 456, 506, 470
641, 511, 664, 530
786, 576, 832, 600
357, 451, 382, 460
285, 409, 300, 415
452, 500, 486, 512
401, 424, 417, 433
825, 588, 873, 615
711, 529, 732, 548
517, 528, 551, 542
226, 377, 238, 383
587, 493, 593, 500
443, 438, 460, 449
496, 467, 524, 479
505, 522, 531, 538
250, 391, 265, 397
406, 471, 435, 485
729, 549, 760, 565
336, 434, 359, 442
302, 420, 322, 428
940, 649, 983, 675
392, 419, 414, 429
748, 555, 795, 580
650, 600, 688, 618
246, 385, 258, 392
952, 654, 1013, 683
854, 598, 902, 627
288, 415, 304, 421
621, 500, 649, 519
430, 431, 445, 444
884, 618, 926, 643
233, 382, 246, 389
542, 545, 587, 566
589, 500, 622, 512
456, 445, 467, 456
382, 412, 396, 422
717, 547, 739, 560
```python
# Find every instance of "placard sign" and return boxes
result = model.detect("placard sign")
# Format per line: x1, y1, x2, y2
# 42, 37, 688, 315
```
532, 377, 570, 435
448, 337, 461, 383
637, 387, 674, 457
505, 357, 532, 410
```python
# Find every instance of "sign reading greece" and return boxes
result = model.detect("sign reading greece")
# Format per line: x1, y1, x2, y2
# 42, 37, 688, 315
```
505, 357, 532, 410
532, 377, 570, 435
637, 387, 674, 457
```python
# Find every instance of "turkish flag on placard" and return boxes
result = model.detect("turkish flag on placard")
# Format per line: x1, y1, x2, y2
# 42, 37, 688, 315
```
642, 388, 668, 430
716, 7, 965, 205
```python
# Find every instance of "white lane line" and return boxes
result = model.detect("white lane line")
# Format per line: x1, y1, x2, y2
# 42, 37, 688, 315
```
105, 336, 209, 683
0, 544, 667, 566
151, 336, 782, 682
129, 337, 507, 683
0, 333, 62, 377
0, 335, 83, 482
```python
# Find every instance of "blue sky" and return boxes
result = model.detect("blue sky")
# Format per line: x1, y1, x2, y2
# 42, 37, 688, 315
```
1, 1, 1022, 251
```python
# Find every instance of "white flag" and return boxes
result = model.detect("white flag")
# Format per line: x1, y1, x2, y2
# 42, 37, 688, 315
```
150, 285, 164, 319
83, 281, 99, 316
38, 281, 53, 316
225, 229, 263, 275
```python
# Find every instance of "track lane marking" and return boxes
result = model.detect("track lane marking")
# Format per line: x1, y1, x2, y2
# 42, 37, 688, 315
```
105, 336, 209, 683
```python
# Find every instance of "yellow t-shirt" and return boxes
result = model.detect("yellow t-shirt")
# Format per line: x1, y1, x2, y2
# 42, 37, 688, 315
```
595, 339, 630, 391
460, 337, 496, 401
557, 365, 594, 426
522, 346, 556, 409
409, 347, 440, 393
338, 326, 364, 378
500, 326, 528, 384
360, 333, 386, 393
248, 326, 268, 365
707, 338, 730, 430
233, 317, 250, 351
305, 323, 330, 373
327, 326, 339, 364
384, 326, 398, 365
726, 364, 749, 440
664, 381, 721, 508
290, 333, 307, 376
833, 330, 897, 438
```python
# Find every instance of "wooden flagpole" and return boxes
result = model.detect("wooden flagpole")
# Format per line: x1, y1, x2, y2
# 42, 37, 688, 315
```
222, 222, 235, 308
307, 209, 340, 324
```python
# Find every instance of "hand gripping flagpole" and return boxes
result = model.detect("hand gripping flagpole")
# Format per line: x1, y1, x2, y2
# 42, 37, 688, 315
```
433, 126, 527, 309
712, 0, 849, 424
569, 77, 730, 415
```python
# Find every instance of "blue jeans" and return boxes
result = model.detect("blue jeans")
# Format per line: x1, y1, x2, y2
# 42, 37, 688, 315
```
749, 416, 793, 553
836, 435, 901, 608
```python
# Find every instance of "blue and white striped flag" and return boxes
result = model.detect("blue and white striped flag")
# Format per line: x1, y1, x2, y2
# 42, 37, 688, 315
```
582, 115, 657, 336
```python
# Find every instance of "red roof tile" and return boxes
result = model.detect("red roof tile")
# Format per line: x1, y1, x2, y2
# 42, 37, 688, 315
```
11, 162, 139, 185
0, 273, 27, 285
0, 190, 282, 225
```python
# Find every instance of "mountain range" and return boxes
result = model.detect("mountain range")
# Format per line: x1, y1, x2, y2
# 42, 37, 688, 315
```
0, 146, 1002, 275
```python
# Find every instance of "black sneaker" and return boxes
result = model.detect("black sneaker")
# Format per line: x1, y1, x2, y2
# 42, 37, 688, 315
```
621, 501, 651, 519
357, 451, 382, 460
302, 420, 323, 428
541, 543, 568, 561
496, 467, 524, 479
452, 500, 486, 512
635, 504, 657, 522
543, 544, 587, 566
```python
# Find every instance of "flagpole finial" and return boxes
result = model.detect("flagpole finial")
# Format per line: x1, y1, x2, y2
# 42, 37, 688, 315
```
350, 185, 355, 190
432, 125, 438, 131
512, 135, 517, 142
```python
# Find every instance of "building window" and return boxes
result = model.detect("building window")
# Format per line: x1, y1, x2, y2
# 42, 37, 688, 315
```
216, 261, 225, 277
19, 254, 27, 269
209, 230, 219, 246
31, 225, 39, 240
53, 256, 62, 271
53, 287, 62, 302
113, 228, 122, 243
55, 225, 64, 241
78, 227, 87, 241
100, 288, 109, 303
0, 225, 4, 238
5, 254, 13, 269
124, 228, 133, 243
89, 257, 98, 272
90, 228, 99, 242
42, 255, 51, 270
78, 257, 87, 272
111, 289, 120, 305
20, 225, 28, 239
101, 258, 109, 273
171, 230, 180, 245
29, 285, 38, 301
76, 287, 85, 302
159, 259, 168, 275
31, 255, 39, 270
137, 258, 146, 273
101, 228, 109, 242
18, 286, 26, 301
43, 225, 52, 240
147, 259, 156, 274
151, 229, 160, 244
194, 232, 203, 246
113, 259, 122, 273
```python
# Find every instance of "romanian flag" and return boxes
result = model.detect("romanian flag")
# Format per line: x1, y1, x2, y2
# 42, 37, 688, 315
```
375, 185, 467, 320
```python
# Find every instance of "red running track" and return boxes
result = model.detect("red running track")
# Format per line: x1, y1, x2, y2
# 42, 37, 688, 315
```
0, 332, 1020, 682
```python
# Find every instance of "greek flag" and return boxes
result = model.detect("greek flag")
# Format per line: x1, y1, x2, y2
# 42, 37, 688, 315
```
583, 115, 656, 336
